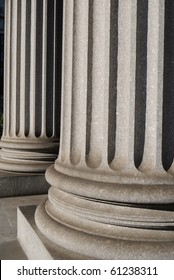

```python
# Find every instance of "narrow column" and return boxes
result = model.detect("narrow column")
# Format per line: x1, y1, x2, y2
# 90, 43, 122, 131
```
0, 0, 61, 173
35, 0, 174, 259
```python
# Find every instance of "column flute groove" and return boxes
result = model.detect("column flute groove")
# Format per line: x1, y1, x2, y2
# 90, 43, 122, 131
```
19, 0, 27, 137
3, 0, 11, 138
139, 0, 165, 174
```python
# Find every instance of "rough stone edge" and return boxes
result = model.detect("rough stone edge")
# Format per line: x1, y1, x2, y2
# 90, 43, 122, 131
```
17, 205, 90, 260
17, 206, 54, 260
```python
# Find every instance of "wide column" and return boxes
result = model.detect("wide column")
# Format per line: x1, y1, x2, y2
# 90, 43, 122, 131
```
0, 0, 61, 173
35, 0, 174, 259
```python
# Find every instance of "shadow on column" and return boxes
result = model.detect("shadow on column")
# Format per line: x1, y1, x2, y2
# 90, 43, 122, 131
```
162, 0, 174, 171
134, 0, 148, 168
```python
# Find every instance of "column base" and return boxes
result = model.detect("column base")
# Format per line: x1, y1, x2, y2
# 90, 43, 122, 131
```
33, 165, 174, 259
0, 137, 59, 173
35, 201, 174, 260
47, 164, 174, 204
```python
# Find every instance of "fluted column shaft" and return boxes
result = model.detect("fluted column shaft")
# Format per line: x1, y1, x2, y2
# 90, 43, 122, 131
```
0, 0, 61, 172
35, 0, 174, 259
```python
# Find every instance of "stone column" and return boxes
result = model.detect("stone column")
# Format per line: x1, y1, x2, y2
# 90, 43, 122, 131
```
0, 0, 61, 173
35, 0, 174, 259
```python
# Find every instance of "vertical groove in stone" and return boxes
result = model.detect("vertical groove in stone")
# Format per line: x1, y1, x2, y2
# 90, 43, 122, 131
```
9, 0, 19, 137
24, 0, 31, 137
134, 0, 148, 168
70, 0, 89, 165
3, 0, 10, 137
102, 0, 111, 166
52, 0, 57, 138
111, 0, 137, 171
139, 0, 165, 173
16, 0, 21, 136
85, 0, 93, 158
46, 0, 54, 137
35, 0, 43, 137
30, 0, 43, 138
86, 0, 110, 168
29, 0, 37, 136
108, 0, 118, 164
41, 0, 47, 137
163, 0, 174, 171
19, 0, 27, 137
54, 0, 63, 139
2, 0, 6, 136
59, 0, 74, 162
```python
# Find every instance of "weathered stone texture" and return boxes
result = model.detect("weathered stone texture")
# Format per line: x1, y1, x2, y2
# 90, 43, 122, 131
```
0, 0, 61, 173
33, 0, 174, 258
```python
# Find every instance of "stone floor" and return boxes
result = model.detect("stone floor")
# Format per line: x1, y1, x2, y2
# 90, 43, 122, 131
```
0, 194, 47, 259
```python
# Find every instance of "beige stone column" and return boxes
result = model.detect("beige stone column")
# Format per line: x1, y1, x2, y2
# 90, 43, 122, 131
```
35, 0, 174, 259
0, 0, 60, 173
